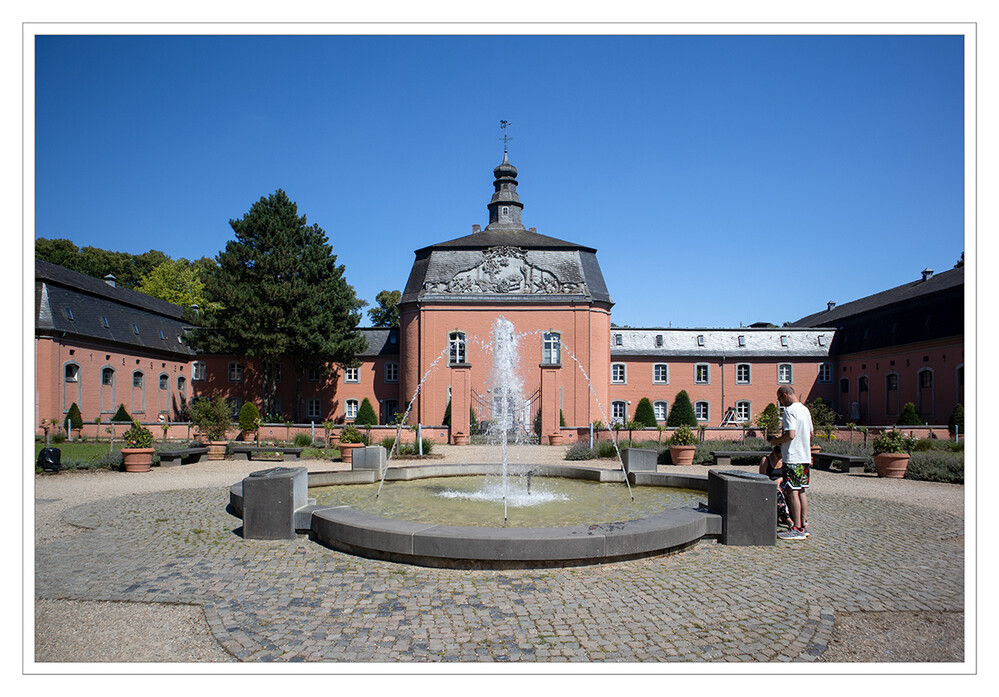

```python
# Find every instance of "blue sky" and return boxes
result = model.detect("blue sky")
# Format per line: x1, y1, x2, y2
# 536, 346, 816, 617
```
32, 33, 966, 329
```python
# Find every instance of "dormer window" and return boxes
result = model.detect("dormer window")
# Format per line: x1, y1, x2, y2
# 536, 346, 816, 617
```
132, 323, 140, 335
818, 335, 826, 346
64, 308, 74, 320
101, 316, 110, 328
780, 335, 788, 347
697, 335, 704, 346
655, 334, 663, 347
738, 335, 746, 347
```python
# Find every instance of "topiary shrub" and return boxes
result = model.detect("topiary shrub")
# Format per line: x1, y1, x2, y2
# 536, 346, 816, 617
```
633, 398, 657, 428
64, 402, 83, 433
355, 398, 378, 427
896, 402, 923, 426
948, 404, 964, 436
666, 391, 697, 427
238, 402, 261, 432
111, 404, 132, 423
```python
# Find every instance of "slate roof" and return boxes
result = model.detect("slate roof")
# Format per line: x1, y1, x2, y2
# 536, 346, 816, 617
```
35, 259, 196, 358
356, 327, 400, 357
609, 327, 834, 359
788, 267, 963, 355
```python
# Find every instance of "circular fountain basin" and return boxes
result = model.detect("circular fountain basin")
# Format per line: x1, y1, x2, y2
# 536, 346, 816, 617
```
230, 464, 722, 568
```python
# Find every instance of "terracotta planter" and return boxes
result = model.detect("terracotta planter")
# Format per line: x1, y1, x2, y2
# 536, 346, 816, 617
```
669, 445, 696, 466
240, 430, 258, 443
874, 453, 910, 478
121, 447, 154, 473
811, 446, 821, 454
339, 442, 362, 463
548, 434, 564, 446
452, 434, 468, 446
206, 441, 228, 461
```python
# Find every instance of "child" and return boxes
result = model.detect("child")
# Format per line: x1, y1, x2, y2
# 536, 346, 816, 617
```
759, 446, 792, 528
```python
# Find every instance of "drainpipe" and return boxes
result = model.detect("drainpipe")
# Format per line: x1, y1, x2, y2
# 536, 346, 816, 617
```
720, 355, 726, 426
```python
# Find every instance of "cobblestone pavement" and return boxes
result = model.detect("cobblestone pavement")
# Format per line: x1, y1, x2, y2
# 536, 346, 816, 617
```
34, 457, 965, 663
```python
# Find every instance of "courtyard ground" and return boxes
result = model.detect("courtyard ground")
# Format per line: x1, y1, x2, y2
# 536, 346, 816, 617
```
32, 444, 966, 666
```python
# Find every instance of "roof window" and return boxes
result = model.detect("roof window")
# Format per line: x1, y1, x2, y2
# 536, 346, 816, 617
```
101, 316, 110, 328
132, 323, 140, 335
65, 308, 74, 320
780, 335, 788, 347
697, 335, 704, 346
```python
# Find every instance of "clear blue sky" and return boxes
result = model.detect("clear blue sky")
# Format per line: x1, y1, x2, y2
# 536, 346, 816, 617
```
33, 33, 966, 329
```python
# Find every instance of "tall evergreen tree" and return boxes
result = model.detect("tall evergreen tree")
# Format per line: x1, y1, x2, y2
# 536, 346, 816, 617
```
633, 397, 657, 428
189, 190, 366, 421
666, 390, 698, 427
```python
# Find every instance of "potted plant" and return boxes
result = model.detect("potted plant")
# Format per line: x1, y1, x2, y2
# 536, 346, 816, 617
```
190, 394, 232, 460
338, 425, 365, 464
872, 428, 918, 478
121, 421, 155, 472
238, 402, 261, 443
668, 424, 698, 466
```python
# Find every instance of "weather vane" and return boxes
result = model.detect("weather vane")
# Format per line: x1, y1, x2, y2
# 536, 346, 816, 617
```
499, 120, 513, 153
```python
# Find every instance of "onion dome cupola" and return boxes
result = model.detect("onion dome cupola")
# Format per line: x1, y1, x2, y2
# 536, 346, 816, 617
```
485, 152, 525, 230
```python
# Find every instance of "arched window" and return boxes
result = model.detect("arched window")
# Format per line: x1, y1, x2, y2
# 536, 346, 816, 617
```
918, 368, 934, 417
542, 332, 561, 365
345, 399, 359, 420
63, 362, 81, 412
885, 373, 900, 416
736, 363, 751, 385
158, 373, 170, 415
611, 401, 627, 425
132, 371, 145, 414
653, 364, 669, 384
695, 401, 710, 422
653, 401, 668, 422
778, 364, 793, 384
735, 400, 751, 422
101, 367, 115, 413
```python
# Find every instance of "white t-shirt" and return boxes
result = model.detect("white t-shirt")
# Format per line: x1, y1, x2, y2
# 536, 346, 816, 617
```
781, 401, 814, 464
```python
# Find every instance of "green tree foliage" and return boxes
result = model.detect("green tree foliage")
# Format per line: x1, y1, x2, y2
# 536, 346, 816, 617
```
807, 397, 836, 434
137, 258, 220, 312
633, 397, 657, 428
111, 404, 133, 422
897, 402, 923, 426
666, 391, 698, 427
948, 404, 964, 436
355, 397, 378, 427
756, 402, 781, 437
36, 238, 171, 290
367, 289, 402, 327
189, 190, 367, 421
64, 402, 83, 432
238, 402, 261, 432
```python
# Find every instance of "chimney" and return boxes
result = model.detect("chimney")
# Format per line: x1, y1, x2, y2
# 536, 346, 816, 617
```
921, 268, 934, 282
529, 227, 537, 233
827, 301, 836, 311
104, 274, 117, 287
472, 224, 480, 233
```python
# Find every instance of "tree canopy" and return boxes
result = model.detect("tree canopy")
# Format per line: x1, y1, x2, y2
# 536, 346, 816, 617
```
137, 259, 219, 312
367, 289, 401, 327
189, 190, 366, 421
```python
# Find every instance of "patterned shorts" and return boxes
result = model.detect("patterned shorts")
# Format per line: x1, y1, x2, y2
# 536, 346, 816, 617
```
784, 463, 810, 490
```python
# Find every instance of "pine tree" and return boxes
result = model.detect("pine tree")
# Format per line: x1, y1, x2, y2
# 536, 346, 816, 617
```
355, 397, 378, 427
189, 190, 367, 421
666, 391, 698, 427
633, 397, 657, 428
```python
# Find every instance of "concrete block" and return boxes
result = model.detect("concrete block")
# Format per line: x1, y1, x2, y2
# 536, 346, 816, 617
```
707, 469, 776, 546
352, 445, 386, 475
620, 447, 658, 473
413, 524, 605, 562
241, 466, 308, 540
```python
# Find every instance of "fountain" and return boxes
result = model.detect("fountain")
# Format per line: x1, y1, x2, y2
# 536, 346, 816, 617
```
230, 316, 776, 567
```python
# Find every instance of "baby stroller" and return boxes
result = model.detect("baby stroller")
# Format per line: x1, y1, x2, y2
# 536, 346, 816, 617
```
761, 446, 792, 528
775, 480, 792, 528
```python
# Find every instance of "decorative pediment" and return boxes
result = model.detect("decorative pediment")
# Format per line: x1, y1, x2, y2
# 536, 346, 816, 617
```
423, 246, 586, 295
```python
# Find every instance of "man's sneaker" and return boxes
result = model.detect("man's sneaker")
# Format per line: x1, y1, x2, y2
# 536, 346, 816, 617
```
778, 528, 806, 540
801, 525, 810, 537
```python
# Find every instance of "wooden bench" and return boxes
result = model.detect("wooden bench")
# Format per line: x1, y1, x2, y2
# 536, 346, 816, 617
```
230, 445, 304, 462
812, 452, 868, 475
157, 447, 208, 467
710, 450, 771, 468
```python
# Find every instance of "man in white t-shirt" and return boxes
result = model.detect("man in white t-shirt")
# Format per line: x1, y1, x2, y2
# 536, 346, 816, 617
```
769, 385, 814, 540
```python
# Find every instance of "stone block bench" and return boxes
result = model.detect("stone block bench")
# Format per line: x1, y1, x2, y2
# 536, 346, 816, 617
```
157, 447, 208, 467
812, 452, 868, 474
231, 445, 304, 462
710, 450, 771, 468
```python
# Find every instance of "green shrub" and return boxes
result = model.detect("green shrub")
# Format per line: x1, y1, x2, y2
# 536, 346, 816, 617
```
896, 402, 923, 426
596, 440, 618, 458
633, 398, 657, 428
873, 428, 917, 455
355, 398, 378, 427
339, 425, 365, 444
807, 398, 836, 435
52, 432, 66, 444
905, 451, 964, 484
64, 402, 83, 432
91, 451, 123, 471
238, 402, 261, 432
190, 394, 231, 440
293, 433, 314, 447
666, 391, 698, 427
755, 403, 781, 437
122, 421, 154, 449
669, 424, 698, 446
111, 404, 132, 423
948, 404, 964, 436
565, 442, 596, 461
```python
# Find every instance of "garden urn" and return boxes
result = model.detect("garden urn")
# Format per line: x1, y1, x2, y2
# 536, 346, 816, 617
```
338, 442, 362, 464
669, 445, 696, 466
121, 447, 154, 473
874, 453, 910, 478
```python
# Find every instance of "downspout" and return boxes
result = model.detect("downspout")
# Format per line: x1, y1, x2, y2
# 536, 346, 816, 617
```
720, 355, 726, 426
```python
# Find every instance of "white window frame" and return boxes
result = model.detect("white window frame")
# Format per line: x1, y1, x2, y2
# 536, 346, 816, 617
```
818, 362, 832, 383
306, 365, 321, 383
695, 363, 710, 384
611, 363, 627, 384
307, 398, 321, 421
64, 363, 80, 383
542, 332, 561, 365
653, 363, 669, 384
695, 401, 710, 422
264, 361, 282, 383
192, 361, 206, 382
449, 331, 467, 365
653, 401, 668, 422
735, 400, 751, 422
344, 366, 359, 383
345, 399, 359, 420
228, 361, 243, 382
385, 362, 399, 383
611, 400, 627, 425
778, 363, 793, 384
736, 363, 751, 385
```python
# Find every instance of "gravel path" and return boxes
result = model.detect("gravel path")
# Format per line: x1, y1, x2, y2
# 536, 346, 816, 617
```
32, 446, 966, 665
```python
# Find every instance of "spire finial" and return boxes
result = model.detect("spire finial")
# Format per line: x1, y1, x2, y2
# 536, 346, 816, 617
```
499, 120, 513, 154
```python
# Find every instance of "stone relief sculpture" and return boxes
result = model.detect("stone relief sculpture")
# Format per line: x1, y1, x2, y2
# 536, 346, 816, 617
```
424, 247, 586, 295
